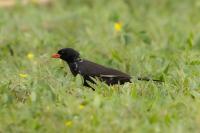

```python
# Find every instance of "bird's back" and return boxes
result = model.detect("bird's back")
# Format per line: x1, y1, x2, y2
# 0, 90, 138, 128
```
77, 60, 131, 85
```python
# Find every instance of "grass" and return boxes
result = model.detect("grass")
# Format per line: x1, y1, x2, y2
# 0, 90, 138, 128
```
0, 0, 200, 132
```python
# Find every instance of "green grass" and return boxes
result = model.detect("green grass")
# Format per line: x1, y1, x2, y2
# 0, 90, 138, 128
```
0, 0, 200, 132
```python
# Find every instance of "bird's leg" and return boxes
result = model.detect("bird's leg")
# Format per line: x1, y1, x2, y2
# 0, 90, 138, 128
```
83, 78, 95, 91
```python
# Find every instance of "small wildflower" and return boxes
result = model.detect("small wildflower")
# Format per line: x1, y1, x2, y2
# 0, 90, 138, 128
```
79, 104, 85, 110
27, 53, 34, 60
19, 74, 28, 78
114, 22, 122, 32
46, 106, 50, 111
65, 121, 72, 127
90, 115, 94, 119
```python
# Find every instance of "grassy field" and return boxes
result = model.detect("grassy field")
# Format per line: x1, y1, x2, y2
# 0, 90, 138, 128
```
0, 0, 200, 132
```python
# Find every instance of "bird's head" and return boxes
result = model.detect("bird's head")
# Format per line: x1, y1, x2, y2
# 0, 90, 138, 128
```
52, 48, 80, 63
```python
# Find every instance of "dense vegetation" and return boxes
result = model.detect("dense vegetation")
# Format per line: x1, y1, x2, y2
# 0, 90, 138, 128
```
0, 0, 200, 132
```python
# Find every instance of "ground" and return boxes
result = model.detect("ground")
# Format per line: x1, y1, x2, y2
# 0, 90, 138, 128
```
0, 0, 200, 132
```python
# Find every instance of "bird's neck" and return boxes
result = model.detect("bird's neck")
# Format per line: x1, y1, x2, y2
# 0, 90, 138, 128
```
77, 57, 83, 62
73, 57, 83, 63
65, 57, 83, 64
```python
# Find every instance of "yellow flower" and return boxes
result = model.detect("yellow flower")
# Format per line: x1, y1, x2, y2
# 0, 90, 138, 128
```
27, 53, 34, 60
65, 121, 72, 127
79, 104, 85, 110
19, 73, 28, 78
114, 22, 122, 32
90, 115, 94, 119
46, 106, 50, 111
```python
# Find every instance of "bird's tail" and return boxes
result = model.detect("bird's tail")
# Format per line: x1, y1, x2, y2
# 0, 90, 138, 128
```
137, 77, 163, 82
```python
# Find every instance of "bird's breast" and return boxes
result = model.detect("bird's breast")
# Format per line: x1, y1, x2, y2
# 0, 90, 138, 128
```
68, 62, 79, 76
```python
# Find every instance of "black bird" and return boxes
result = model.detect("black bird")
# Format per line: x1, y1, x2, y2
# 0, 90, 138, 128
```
52, 48, 161, 89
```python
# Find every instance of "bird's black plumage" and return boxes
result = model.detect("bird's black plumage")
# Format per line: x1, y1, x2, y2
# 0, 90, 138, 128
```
52, 48, 161, 89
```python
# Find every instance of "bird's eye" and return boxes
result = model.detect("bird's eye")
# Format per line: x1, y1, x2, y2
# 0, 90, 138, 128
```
59, 51, 64, 54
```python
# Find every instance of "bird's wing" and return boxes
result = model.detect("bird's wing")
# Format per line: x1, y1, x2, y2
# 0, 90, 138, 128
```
77, 60, 131, 79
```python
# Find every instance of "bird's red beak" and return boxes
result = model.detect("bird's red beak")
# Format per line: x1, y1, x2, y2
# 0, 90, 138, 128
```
52, 53, 61, 58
